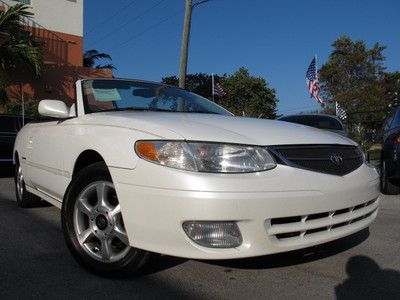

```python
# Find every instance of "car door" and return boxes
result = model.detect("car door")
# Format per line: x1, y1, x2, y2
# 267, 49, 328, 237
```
382, 110, 397, 161
388, 108, 400, 154
0, 116, 17, 164
24, 120, 69, 200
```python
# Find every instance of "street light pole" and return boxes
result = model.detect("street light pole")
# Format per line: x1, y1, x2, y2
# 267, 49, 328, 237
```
179, 0, 193, 88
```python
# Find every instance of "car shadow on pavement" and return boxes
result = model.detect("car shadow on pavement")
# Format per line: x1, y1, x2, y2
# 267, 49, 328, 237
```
143, 254, 188, 275
200, 228, 370, 270
335, 255, 400, 299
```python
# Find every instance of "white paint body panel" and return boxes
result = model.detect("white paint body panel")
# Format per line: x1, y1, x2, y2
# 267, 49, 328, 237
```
13, 81, 380, 259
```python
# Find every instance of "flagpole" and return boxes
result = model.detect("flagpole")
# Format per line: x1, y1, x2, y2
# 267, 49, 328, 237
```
315, 54, 318, 80
335, 101, 338, 117
211, 73, 215, 102
315, 54, 324, 107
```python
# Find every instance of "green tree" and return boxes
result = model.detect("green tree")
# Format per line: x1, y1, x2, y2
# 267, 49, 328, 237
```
162, 73, 223, 99
319, 36, 388, 132
4, 99, 39, 117
83, 49, 116, 70
384, 71, 400, 106
162, 69, 278, 119
0, 4, 42, 102
221, 67, 278, 119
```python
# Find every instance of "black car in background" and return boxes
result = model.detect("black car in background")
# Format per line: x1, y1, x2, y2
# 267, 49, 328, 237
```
380, 106, 400, 195
278, 114, 347, 136
0, 115, 33, 167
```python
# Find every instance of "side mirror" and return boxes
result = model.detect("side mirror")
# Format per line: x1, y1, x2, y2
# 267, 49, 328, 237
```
38, 100, 70, 119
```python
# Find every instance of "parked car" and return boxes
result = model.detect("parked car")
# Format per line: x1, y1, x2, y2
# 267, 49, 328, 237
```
379, 105, 400, 195
14, 78, 380, 277
278, 114, 347, 136
0, 115, 33, 167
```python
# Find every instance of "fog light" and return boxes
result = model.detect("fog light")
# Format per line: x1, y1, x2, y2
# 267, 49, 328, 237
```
182, 221, 242, 248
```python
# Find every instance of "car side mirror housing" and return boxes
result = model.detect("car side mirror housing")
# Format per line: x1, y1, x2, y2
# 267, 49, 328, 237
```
38, 100, 70, 119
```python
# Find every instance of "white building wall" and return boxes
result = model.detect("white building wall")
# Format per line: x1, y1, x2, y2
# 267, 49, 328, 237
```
3, 0, 83, 37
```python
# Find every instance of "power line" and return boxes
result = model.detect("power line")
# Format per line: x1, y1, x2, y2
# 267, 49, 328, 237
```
86, 0, 139, 35
107, 8, 184, 52
88, 0, 168, 48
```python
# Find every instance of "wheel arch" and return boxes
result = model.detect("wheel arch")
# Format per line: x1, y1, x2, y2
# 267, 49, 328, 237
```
72, 149, 107, 178
13, 151, 19, 165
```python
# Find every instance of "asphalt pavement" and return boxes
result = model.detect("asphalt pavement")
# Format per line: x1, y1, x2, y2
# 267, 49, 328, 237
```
0, 171, 399, 300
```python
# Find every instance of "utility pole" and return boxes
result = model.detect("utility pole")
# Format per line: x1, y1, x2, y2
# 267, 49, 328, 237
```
179, 0, 193, 88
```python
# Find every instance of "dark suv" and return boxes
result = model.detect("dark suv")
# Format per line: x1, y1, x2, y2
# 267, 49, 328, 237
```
380, 106, 400, 195
0, 115, 32, 167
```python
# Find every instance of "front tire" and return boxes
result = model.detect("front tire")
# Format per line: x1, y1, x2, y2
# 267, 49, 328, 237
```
61, 162, 150, 278
380, 160, 400, 195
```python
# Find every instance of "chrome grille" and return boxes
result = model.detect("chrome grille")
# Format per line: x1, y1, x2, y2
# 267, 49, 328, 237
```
270, 145, 364, 176
267, 199, 378, 241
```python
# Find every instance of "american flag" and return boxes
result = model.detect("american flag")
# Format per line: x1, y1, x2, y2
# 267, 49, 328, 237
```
336, 102, 347, 120
213, 83, 226, 97
306, 56, 323, 104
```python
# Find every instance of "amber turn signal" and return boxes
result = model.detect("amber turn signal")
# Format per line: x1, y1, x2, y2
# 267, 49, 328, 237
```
135, 142, 158, 161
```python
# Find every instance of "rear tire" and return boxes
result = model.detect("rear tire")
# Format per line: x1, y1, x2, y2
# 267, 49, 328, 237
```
380, 160, 400, 195
61, 162, 151, 278
14, 158, 42, 208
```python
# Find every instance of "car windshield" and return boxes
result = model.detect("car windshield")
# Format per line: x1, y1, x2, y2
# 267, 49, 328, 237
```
81, 79, 232, 115
279, 115, 343, 130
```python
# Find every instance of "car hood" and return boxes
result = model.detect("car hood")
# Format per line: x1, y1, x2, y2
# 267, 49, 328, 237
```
78, 112, 356, 146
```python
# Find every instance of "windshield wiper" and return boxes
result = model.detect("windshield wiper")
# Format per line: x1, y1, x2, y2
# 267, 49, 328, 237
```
93, 107, 149, 113
184, 111, 220, 115
92, 108, 220, 114
92, 108, 174, 113
145, 108, 175, 112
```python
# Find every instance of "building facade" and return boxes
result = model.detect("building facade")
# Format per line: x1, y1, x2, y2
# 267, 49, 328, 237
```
0, 0, 111, 109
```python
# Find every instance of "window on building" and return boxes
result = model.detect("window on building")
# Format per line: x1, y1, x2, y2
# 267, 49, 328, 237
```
14, 0, 32, 4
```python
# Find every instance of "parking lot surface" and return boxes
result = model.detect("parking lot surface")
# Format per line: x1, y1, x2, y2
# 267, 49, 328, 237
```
0, 174, 399, 299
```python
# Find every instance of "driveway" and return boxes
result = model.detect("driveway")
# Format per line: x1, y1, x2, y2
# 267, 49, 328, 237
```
0, 175, 399, 299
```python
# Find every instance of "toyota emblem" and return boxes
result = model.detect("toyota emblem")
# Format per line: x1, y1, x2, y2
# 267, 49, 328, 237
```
330, 153, 344, 167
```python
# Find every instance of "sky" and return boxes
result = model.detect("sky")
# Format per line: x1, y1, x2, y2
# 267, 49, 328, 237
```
83, 0, 400, 115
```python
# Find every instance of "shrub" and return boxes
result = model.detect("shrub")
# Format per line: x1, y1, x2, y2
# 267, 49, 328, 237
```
4, 100, 39, 118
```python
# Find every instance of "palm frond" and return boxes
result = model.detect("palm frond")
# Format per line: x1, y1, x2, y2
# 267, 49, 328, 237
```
83, 49, 113, 68
95, 63, 116, 71
0, 4, 33, 36
0, 3, 42, 85
0, 39, 42, 76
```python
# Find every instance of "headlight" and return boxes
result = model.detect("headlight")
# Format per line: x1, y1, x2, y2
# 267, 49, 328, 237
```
135, 141, 276, 173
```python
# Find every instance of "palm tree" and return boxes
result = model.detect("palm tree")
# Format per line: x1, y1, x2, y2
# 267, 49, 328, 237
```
0, 4, 42, 77
83, 49, 116, 71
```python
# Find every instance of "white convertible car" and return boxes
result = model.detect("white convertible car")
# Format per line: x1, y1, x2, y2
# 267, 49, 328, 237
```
14, 78, 380, 277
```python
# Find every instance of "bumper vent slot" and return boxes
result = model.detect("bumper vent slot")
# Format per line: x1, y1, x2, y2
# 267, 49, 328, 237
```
268, 198, 378, 241
333, 208, 350, 216
276, 232, 301, 239
306, 212, 330, 221
271, 216, 301, 225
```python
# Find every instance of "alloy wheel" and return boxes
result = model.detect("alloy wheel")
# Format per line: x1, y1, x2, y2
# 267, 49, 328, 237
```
16, 165, 24, 200
73, 181, 130, 263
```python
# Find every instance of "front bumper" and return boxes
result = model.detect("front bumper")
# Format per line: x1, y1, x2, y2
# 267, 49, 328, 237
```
110, 162, 380, 259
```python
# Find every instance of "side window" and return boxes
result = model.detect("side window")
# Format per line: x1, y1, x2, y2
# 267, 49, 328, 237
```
384, 111, 395, 131
391, 108, 400, 128
14, 0, 31, 4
